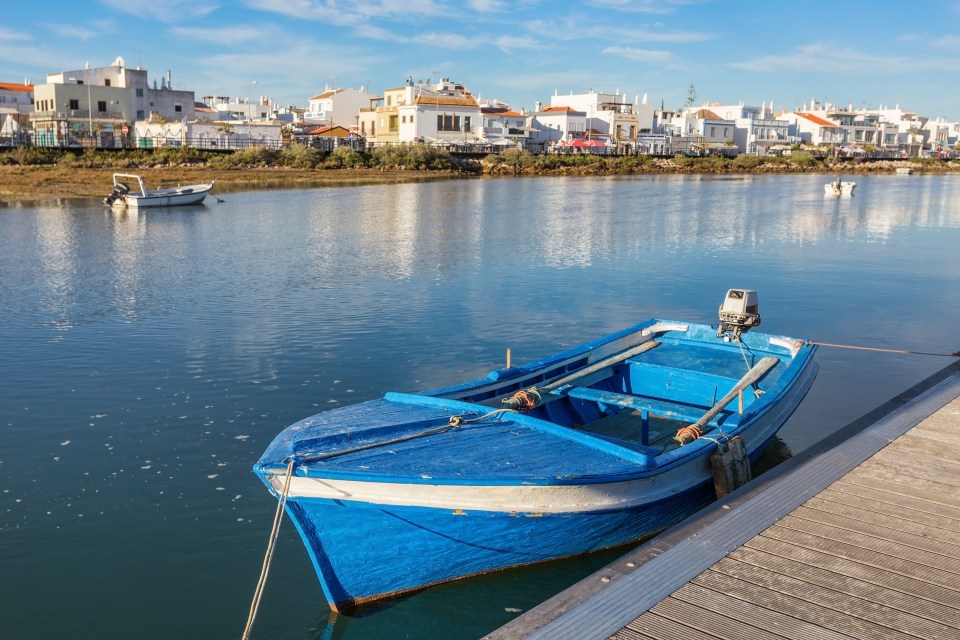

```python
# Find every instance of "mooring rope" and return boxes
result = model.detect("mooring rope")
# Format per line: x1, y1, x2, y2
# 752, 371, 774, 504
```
807, 340, 960, 358
241, 458, 296, 640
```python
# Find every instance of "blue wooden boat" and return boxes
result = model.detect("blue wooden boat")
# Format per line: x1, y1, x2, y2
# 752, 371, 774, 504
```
253, 291, 817, 614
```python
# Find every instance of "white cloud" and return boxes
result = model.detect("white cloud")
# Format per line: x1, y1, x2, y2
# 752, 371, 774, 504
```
729, 43, 916, 74
586, 0, 684, 14
246, 0, 446, 23
49, 24, 100, 42
495, 35, 541, 53
469, 0, 506, 11
172, 25, 270, 44
0, 28, 31, 42
603, 45, 681, 65
99, 0, 220, 22
419, 32, 481, 48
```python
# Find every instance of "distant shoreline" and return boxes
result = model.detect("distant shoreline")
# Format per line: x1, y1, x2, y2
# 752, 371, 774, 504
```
1, 154, 956, 204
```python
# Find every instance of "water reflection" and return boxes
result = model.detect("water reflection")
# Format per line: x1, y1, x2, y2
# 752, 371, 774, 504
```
1, 174, 958, 640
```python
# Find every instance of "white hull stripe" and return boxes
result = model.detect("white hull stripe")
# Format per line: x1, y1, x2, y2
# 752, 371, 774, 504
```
265, 467, 709, 514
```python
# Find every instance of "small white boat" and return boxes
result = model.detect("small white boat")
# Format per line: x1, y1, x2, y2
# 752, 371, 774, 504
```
824, 178, 856, 196
896, 167, 914, 175
104, 173, 214, 208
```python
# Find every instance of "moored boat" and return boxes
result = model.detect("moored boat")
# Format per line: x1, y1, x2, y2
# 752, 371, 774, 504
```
825, 177, 856, 196
253, 290, 818, 614
104, 173, 214, 208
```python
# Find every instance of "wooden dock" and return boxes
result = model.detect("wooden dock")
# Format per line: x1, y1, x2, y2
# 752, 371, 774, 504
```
486, 360, 960, 640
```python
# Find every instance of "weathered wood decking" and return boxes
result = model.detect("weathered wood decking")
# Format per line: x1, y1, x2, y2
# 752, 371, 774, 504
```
486, 361, 960, 640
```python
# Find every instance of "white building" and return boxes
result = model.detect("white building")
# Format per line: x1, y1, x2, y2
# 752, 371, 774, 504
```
304, 87, 378, 128
665, 107, 738, 155
372, 77, 481, 146
801, 101, 898, 154
133, 120, 283, 150
697, 102, 793, 153
777, 111, 846, 149
543, 89, 655, 152
0, 82, 34, 144
479, 99, 531, 147
200, 94, 272, 122
531, 104, 587, 149
31, 56, 194, 146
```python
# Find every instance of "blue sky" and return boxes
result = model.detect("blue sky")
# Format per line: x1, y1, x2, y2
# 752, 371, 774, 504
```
4, 0, 960, 120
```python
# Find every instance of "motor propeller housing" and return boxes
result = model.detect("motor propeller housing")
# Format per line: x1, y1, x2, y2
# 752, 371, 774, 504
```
717, 289, 761, 340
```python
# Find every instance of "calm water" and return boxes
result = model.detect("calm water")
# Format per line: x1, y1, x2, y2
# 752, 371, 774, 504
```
2, 174, 959, 640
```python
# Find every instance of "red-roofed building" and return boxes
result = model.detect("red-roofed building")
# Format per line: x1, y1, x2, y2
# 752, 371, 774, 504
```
369, 77, 481, 146
531, 104, 587, 149
0, 82, 35, 144
479, 100, 532, 147
535, 89, 655, 153
778, 111, 846, 147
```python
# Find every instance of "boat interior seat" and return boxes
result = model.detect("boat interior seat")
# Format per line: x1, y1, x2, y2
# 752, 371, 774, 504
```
557, 385, 736, 427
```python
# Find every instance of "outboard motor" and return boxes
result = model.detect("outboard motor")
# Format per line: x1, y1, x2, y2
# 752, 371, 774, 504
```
717, 289, 761, 341
103, 182, 130, 206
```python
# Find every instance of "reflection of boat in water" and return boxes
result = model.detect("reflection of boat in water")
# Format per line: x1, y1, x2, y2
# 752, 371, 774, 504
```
751, 433, 793, 475
253, 290, 818, 614
103, 173, 214, 208
825, 177, 856, 196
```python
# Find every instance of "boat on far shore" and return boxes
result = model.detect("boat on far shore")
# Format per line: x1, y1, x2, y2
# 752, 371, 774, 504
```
825, 177, 856, 196
104, 173, 214, 208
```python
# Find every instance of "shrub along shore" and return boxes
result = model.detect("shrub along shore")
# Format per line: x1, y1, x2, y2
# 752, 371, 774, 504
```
1, 144, 956, 202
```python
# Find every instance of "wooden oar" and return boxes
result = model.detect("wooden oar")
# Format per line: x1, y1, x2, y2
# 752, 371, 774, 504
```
543, 339, 661, 393
676, 356, 779, 444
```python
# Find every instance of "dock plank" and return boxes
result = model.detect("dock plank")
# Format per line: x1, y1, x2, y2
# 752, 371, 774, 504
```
840, 463, 960, 499
702, 557, 960, 639
617, 611, 720, 640
643, 596, 786, 640
803, 492, 960, 545
667, 582, 850, 640
759, 525, 960, 591
788, 503, 960, 559
826, 476, 960, 521
485, 364, 960, 640
867, 446, 960, 487
726, 544, 960, 624
689, 569, 922, 640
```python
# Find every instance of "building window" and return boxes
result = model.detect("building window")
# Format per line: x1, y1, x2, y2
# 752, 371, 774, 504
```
174, 104, 182, 113
98, 101, 106, 113
437, 114, 461, 132
137, 110, 145, 120
69, 99, 79, 110
136, 88, 144, 97
464, 116, 471, 132
105, 79, 111, 87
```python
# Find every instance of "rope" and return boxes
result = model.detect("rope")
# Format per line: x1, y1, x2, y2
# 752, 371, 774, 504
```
456, 408, 517, 424
241, 458, 296, 640
674, 424, 702, 445
737, 340, 764, 397
807, 340, 960, 358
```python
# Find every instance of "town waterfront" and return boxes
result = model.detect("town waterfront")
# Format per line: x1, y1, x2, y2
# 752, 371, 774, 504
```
2, 174, 959, 639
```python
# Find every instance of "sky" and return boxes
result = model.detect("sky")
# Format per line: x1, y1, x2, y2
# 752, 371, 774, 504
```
4, 0, 960, 120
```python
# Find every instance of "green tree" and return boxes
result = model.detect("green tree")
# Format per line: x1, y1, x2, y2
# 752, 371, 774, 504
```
684, 84, 697, 110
